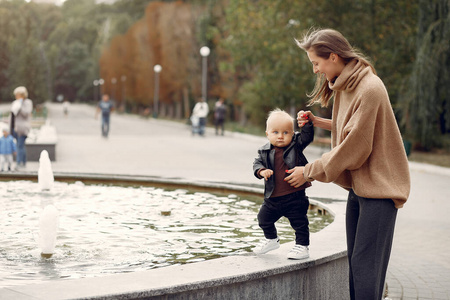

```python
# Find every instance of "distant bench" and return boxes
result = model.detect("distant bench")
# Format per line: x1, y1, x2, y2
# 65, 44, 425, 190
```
25, 120, 57, 161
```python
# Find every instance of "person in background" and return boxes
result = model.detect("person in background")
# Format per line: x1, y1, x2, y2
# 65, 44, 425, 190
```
0, 127, 17, 172
191, 98, 209, 136
63, 100, 70, 116
252, 108, 314, 259
292, 28, 410, 300
214, 98, 226, 136
95, 94, 115, 138
9, 86, 33, 169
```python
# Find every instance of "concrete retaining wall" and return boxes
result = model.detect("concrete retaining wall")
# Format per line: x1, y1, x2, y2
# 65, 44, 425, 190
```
147, 256, 349, 300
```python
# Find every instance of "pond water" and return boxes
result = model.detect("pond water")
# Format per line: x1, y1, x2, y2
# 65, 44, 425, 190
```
0, 180, 333, 288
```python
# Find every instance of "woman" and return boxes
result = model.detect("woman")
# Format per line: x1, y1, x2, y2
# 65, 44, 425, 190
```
285, 29, 410, 299
191, 98, 209, 136
10, 86, 33, 168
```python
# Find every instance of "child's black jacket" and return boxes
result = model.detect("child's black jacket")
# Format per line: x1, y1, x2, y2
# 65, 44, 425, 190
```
253, 123, 314, 199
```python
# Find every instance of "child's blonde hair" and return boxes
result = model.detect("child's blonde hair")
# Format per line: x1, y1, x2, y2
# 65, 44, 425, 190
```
266, 108, 294, 128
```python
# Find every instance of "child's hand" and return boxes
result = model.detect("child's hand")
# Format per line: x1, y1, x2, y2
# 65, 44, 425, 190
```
297, 110, 314, 127
259, 169, 273, 181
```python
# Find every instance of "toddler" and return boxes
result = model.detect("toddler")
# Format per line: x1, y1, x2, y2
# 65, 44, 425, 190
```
0, 128, 17, 171
252, 109, 313, 259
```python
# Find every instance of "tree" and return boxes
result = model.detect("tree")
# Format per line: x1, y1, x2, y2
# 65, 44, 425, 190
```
223, 0, 418, 127
401, 0, 450, 149
0, 0, 155, 103
2, 1, 53, 102
53, 42, 93, 101
223, 0, 316, 125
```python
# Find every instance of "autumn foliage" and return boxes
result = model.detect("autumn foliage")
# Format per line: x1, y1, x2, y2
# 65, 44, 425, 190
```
100, 1, 203, 117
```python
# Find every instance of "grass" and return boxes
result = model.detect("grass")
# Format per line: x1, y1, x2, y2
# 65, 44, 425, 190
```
408, 149, 450, 168
224, 122, 265, 137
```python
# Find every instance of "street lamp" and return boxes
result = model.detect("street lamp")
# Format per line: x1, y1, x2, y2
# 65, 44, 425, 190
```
98, 78, 105, 100
111, 77, 117, 100
153, 64, 162, 118
93, 80, 99, 102
200, 46, 210, 102
121, 75, 127, 104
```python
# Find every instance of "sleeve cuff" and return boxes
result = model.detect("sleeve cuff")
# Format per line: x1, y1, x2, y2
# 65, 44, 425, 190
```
303, 163, 315, 182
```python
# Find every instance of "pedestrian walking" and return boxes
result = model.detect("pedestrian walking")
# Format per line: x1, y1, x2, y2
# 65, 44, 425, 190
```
214, 98, 226, 136
191, 98, 209, 136
63, 100, 70, 116
95, 94, 115, 138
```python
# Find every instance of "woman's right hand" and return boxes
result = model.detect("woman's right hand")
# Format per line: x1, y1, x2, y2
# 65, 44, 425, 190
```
297, 110, 314, 127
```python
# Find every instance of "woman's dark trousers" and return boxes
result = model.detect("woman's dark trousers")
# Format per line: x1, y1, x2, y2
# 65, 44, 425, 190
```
346, 190, 397, 300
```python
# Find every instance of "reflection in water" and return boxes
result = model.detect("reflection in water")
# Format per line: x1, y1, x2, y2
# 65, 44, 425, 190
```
0, 180, 333, 288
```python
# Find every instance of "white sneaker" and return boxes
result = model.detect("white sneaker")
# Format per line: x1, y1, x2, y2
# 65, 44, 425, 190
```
287, 244, 309, 260
253, 238, 280, 254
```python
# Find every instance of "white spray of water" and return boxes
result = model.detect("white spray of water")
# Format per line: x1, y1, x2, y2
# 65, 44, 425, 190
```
39, 204, 59, 257
38, 150, 54, 190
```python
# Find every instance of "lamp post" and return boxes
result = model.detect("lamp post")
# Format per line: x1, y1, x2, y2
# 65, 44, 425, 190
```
93, 80, 99, 102
111, 77, 117, 100
121, 75, 126, 103
98, 78, 105, 100
200, 46, 210, 102
153, 64, 162, 118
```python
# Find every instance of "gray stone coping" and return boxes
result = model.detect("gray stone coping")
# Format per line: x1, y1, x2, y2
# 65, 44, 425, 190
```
0, 173, 347, 300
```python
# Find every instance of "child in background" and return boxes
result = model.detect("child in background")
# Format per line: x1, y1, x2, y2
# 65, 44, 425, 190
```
0, 128, 17, 172
252, 108, 314, 259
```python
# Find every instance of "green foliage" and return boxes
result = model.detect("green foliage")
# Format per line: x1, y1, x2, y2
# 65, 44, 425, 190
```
0, 1, 57, 102
0, 0, 152, 103
0, 0, 447, 151
400, 0, 450, 150
223, 0, 418, 127
53, 42, 93, 101
222, 0, 314, 125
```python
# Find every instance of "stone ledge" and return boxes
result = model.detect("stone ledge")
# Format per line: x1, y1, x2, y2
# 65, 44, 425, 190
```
0, 174, 348, 300
25, 121, 57, 161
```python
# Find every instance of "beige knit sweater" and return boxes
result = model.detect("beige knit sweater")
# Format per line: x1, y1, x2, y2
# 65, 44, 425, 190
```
304, 60, 410, 208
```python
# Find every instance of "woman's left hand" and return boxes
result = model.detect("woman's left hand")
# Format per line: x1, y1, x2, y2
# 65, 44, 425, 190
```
284, 167, 307, 188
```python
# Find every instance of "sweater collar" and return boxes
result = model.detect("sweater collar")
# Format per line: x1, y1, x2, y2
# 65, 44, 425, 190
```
329, 59, 370, 92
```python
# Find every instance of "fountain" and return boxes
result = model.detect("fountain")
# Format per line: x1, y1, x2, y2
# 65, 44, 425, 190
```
0, 174, 348, 299
38, 204, 59, 258
38, 150, 54, 190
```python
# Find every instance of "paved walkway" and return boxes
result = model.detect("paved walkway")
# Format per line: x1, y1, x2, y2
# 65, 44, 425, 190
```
2, 102, 450, 299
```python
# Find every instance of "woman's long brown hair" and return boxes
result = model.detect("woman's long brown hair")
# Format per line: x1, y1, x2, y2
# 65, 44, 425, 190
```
295, 28, 375, 107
